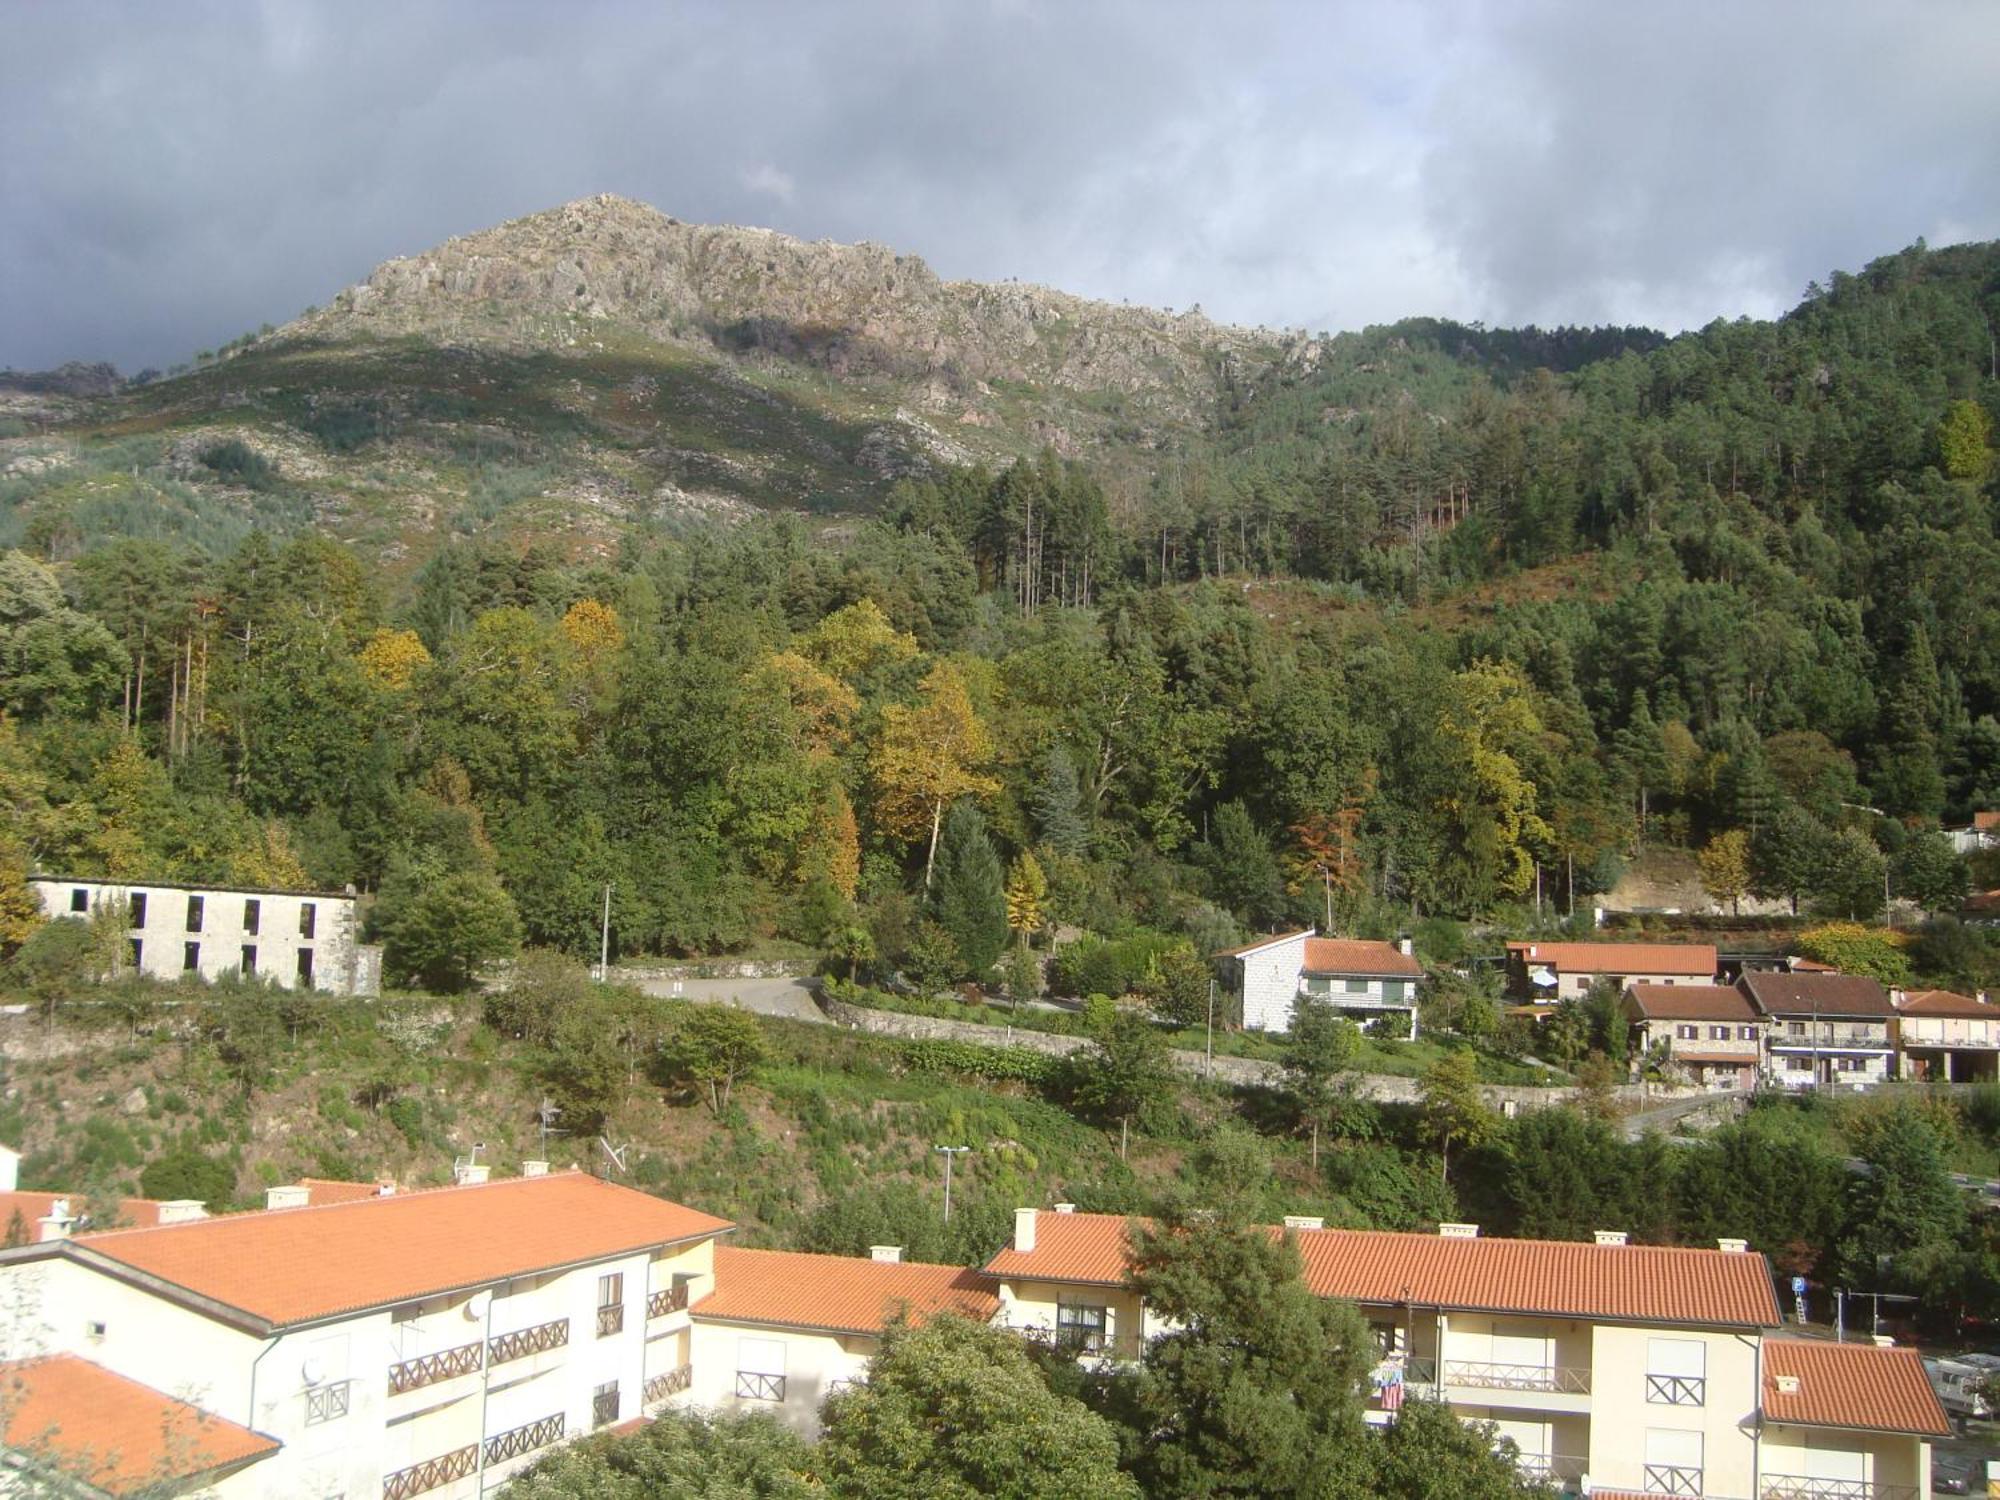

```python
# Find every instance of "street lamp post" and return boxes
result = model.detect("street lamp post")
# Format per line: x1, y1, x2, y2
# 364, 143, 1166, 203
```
934, 1144, 970, 1223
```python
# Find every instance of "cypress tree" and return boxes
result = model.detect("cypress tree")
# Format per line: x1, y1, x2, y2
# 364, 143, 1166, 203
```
930, 802, 1009, 979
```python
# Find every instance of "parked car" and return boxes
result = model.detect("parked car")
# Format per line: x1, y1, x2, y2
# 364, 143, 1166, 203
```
1931, 1453, 1974, 1494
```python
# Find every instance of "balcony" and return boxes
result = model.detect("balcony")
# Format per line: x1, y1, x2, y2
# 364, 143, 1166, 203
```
644, 1363, 692, 1404
387, 1340, 484, 1396
380, 1415, 566, 1500
1441, 1360, 1591, 1395
1646, 1373, 1706, 1406
592, 1386, 621, 1428
1644, 1464, 1704, 1496
1516, 1454, 1588, 1485
735, 1371, 786, 1402
1762, 1480, 1918, 1500
648, 1283, 691, 1319
305, 1381, 351, 1424
488, 1317, 569, 1367
483, 1413, 565, 1466
597, 1303, 626, 1338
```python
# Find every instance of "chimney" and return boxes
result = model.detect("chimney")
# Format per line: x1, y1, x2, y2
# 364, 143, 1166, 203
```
869, 1245, 903, 1264
265, 1185, 310, 1210
1397, 937, 1414, 957
1053, 1203, 1077, 1215
1774, 1374, 1800, 1395
454, 1163, 490, 1187
1283, 1215, 1325, 1231
1717, 1237, 1748, 1253
1013, 1207, 1038, 1253
154, 1200, 208, 1226
376, 1180, 396, 1197
38, 1199, 76, 1242
1438, 1222, 1479, 1238
1593, 1230, 1628, 1247
0, 1145, 19, 1193
521, 1160, 550, 1178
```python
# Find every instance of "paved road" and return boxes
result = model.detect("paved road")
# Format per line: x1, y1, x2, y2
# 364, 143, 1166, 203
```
631, 974, 826, 1024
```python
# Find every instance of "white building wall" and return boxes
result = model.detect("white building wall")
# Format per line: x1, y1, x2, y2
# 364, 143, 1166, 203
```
688, 1318, 876, 1436
1237, 933, 1309, 1032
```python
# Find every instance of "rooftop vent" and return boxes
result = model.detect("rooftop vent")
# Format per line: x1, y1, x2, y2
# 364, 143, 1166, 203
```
1014, 1207, 1038, 1254
38, 1199, 75, 1242
154, 1200, 208, 1226
1717, 1237, 1748, 1253
869, 1246, 903, 1264
1397, 937, 1414, 956
521, 1160, 550, 1178
1593, 1230, 1628, 1247
1054, 1203, 1077, 1214
1283, 1215, 1326, 1230
453, 1162, 490, 1187
1438, 1222, 1479, 1239
265, 1185, 310, 1211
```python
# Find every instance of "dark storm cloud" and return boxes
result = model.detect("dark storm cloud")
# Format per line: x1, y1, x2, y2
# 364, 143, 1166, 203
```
2, 0, 1996, 372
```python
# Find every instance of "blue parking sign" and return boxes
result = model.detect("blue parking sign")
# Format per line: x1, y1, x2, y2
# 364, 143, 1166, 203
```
1790, 1276, 1807, 1295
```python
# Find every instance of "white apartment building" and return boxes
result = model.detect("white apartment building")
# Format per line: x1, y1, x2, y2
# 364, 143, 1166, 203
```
985, 1207, 1947, 1498
0, 1170, 730, 1499
29, 875, 378, 996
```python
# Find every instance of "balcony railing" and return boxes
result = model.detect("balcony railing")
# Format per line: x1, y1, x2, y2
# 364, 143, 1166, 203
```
644, 1363, 693, 1404
735, 1371, 786, 1402
488, 1317, 569, 1367
1762, 1479, 1918, 1500
1442, 1360, 1591, 1394
1515, 1454, 1588, 1484
305, 1381, 351, 1424
383, 1446, 476, 1500
592, 1387, 621, 1428
1646, 1372, 1706, 1406
648, 1283, 691, 1319
387, 1340, 484, 1396
1644, 1463, 1704, 1496
597, 1303, 626, 1338
485, 1413, 564, 1466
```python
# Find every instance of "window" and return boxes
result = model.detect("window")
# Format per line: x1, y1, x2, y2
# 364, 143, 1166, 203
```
241, 945, 258, 977
1787, 1055, 1811, 1072
1645, 1338, 1706, 1406
243, 899, 260, 935
1643, 1428, 1702, 1495
736, 1337, 786, 1401
183, 942, 200, 973
1788, 1020, 1806, 1036
591, 1380, 620, 1428
1381, 980, 1407, 1002
299, 902, 316, 939
1056, 1302, 1110, 1353
127, 893, 146, 926
1344, 978, 1370, 994
128, 939, 142, 969
69, 887, 89, 913
84, 1320, 106, 1341
1738, 1025, 1757, 1040
185, 895, 204, 932
296, 949, 314, 988
1708, 1025, 1729, 1041
1675, 1024, 1698, 1040
1305, 977, 1330, 995
597, 1273, 625, 1337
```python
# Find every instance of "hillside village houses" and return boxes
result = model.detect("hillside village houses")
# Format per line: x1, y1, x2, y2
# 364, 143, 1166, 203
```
1506, 940, 1721, 1003
1621, 984, 1765, 1091
1222, 929, 1425, 1037
0, 1160, 1954, 1498
28, 875, 381, 997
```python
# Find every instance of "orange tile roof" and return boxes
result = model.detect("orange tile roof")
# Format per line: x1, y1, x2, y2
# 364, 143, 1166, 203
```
698, 1247, 999, 1336
295, 1177, 394, 1204
1626, 983, 1759, 1021
1666, 1051, 1759, 1066
1302, 938, 1423, 978
1761, 1339, 1951, 1436
68, 1172, 731, 1329
1975, 811, 2000, 832
0, 1355, 278, 1494
1898, 989, 2000, 1019
1507, 941, 1717, 977
986, 1212, 1782, 1327
1788, 957, 1838, 972
0, 1191, 196, 1234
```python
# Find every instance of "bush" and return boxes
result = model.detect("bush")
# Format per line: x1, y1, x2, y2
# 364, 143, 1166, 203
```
1048, 930, 1181, 1000
198, 439, 277, 489
139, 1148, 234, 1211
899, 1038, 1055, 1085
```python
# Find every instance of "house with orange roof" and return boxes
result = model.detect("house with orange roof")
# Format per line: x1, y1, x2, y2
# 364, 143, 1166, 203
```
686, 1245, 1000, 1435
1757, 1339, 1948, 1497
1894, 987, 2000, 1082
0, 1143, 208, 1246
1219, 929, 1424, 1037
1621, 984, 1765, 1091
1506, 941, 1718, 1004
0, 1167, 732, 1499
1946, 809, 2000, 855
985, 1206, 1946, 1496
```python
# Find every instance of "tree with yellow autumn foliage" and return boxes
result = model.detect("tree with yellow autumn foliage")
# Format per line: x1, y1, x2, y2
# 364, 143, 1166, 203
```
871, 661, 999, 888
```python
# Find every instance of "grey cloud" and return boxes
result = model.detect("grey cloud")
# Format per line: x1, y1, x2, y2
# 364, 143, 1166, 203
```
2, 0, 1996, 372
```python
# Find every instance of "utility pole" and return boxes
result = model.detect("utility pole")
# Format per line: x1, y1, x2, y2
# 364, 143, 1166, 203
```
934, 1145, 970, 1223
1206, 979, 1216, 1081
597, 883, 612, 982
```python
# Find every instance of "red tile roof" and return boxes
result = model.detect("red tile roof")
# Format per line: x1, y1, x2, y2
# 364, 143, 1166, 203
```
698, 1248, 999, 1336
1788, 957, 1837, 972
1741, 972, 1895, 1018
986, 1212, 1782, 1327
1761, 1339, 1951, 1436
0, 1191, 197, 1235
1975, 811, 1999, 832
294, 1177, 394, 1204
1625, 984, 1759, 1022
1302, 938, 1423, 978
68, 1172, 731, 1328
1967, 890, 2000, 915
0, 1355, 278, 1494
1507, 942, 1717, 977
1898, 989, 2000, 1019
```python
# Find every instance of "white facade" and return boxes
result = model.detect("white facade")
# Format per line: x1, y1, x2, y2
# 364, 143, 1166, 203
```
1228, 930, 1421, 1037
30, 877, 376, 996
687, 1318, 875, 1436
1232, 930, 1311, 1032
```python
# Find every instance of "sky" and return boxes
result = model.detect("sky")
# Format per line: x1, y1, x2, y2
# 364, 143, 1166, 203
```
3, 0, 1998, 373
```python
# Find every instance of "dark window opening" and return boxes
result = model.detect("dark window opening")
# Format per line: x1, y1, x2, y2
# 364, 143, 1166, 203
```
298, 903, 316, 939
128, 893, 146, 926
243, 899, 260, 935
183, 942, 200, 972
69, 888, 88, 913
295, 948, 314, 987
185, 895, 204, 932
241, 945, 258, 976
129, 939, 142, 969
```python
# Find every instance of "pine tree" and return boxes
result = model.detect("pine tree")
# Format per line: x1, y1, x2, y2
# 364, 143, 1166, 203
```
930, 802, 1009, 980
1028, 744, 1088, 856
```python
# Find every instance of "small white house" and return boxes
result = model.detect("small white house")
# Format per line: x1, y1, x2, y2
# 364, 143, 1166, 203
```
30, 875, 378, 996
1221, 930, 1423, 1037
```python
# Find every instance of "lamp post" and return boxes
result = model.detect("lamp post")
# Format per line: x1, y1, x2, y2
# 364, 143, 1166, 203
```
934, 1145, 970, 1223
